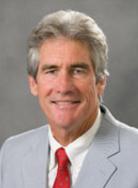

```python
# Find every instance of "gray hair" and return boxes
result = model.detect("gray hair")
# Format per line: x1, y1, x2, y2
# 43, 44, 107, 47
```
27, 10, 109, 81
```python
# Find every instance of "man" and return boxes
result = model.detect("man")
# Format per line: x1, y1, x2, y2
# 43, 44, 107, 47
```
0, 10, 138, 188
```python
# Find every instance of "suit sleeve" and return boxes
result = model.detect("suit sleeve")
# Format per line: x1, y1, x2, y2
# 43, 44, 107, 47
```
0, 143, 4, 187
0, 140, 10, 188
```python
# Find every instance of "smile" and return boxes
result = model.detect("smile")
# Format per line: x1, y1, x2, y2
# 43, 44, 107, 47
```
51, 100, 80, 109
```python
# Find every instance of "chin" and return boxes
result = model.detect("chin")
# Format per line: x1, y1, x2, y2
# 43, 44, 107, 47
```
52, 119, 77, 130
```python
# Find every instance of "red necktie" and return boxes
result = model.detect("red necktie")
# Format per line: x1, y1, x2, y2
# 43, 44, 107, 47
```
53, 147, 71, 188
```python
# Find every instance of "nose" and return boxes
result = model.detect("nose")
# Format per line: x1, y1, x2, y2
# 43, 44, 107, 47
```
56, 71, 75, 95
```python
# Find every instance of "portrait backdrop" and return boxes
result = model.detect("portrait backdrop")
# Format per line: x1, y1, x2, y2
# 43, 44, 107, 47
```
0, 0, 138, 146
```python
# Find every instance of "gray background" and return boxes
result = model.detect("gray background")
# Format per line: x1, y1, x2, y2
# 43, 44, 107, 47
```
0, 0, 138, 146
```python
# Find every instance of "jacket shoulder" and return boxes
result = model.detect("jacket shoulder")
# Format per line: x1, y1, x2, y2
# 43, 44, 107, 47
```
0, 125, 48, 160
103, 106, 138, 148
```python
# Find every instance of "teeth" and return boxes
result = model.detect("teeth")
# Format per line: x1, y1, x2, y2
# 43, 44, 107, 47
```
52, 101, 80, 104
55, 101, 78, 109
51, 100, 80, 109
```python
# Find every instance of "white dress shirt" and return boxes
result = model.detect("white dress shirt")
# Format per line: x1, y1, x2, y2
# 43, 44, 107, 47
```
48, 109, 102, 188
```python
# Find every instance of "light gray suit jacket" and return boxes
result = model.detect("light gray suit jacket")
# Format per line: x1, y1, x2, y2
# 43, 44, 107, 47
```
1, 106, 138, 188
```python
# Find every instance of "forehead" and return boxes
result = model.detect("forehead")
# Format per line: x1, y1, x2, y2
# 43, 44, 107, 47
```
39, 37, 92, 66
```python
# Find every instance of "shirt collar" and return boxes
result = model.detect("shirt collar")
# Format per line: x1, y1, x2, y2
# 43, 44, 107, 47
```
48, 128, 62, 171
48, 109, 102, 170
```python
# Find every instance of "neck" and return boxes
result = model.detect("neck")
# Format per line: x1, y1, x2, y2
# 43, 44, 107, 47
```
50, 109, 99, 146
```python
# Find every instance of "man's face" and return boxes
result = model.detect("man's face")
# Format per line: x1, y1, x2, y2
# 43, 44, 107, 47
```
29, 37, 106, 135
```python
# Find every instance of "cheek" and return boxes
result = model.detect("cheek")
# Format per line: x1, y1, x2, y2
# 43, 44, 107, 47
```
86, 86, 97, 102
36, 78, 53, 97
82, 82, 99, 107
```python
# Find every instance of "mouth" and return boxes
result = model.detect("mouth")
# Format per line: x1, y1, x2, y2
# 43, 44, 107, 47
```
51, 100, 81, 109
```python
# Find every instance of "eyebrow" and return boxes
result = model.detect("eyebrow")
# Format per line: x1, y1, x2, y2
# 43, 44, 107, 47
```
70, 63, 89, 69
41, 64, 58, 71
40, 62, 90, 71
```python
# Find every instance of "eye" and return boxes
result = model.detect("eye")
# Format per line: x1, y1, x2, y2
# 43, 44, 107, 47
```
44, 68, 57, 75
72, 67, 87, 75
40, 64, 59, 75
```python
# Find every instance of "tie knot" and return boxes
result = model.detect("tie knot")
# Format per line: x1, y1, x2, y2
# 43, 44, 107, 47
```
55, 148, 69, 168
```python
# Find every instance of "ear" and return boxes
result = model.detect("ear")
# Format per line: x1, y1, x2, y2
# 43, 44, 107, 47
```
96, 76, 107, 97
28, 76, 38, 96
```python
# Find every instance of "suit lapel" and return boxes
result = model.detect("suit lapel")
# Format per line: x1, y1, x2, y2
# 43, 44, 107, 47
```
22, 126, 49, 188
74, 111, 120, 188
